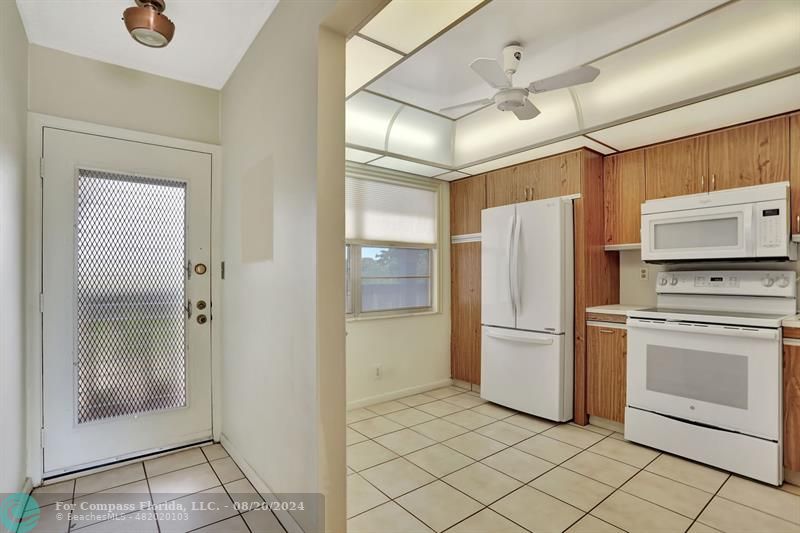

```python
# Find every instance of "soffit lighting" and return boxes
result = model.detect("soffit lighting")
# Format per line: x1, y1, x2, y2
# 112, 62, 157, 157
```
123, 0, 175, 48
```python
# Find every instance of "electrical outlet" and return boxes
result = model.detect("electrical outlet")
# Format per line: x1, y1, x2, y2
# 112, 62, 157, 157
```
640, 267, 649, 281
374, 365, 382, 379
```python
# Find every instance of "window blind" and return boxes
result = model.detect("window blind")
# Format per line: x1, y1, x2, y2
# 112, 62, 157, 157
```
345, 176, 437, 244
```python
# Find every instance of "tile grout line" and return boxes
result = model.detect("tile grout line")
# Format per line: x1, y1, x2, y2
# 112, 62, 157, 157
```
352, 391, 798, 533
687, 472, 731, 532
143, 458, 162, 533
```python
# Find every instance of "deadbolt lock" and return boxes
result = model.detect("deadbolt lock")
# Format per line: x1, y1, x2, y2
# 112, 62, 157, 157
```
197, 314, 208, 324
196, 300, 207, 310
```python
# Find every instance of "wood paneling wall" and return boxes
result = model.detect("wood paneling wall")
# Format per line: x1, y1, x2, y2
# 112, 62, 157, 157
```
784, 344, 800, 471
450, 175, 486, 236
574, 150, 619, 425
451, 242, 481, 384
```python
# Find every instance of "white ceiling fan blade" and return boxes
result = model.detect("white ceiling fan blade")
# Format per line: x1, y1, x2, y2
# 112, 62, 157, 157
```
470, 58, 510, 89
528, 65, 600, 94
512, 98, 540, 121
440, 98, 493, 113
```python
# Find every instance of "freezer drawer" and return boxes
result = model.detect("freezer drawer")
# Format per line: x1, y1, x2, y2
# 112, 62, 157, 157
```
480, 326, 572, 421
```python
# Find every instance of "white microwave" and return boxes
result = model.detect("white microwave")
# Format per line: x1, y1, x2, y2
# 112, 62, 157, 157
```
641, 182, 796, 262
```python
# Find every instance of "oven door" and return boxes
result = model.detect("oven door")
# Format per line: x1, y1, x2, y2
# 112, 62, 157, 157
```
641, 204, 754, 261
626, 318, 781, 440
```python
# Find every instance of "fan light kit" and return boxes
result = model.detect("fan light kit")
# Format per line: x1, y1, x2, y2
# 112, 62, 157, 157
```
123, 0, 175, 48
442, 43, 600, 120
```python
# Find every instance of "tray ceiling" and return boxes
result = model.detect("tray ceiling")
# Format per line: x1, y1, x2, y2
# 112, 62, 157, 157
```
346, 0, 800, 180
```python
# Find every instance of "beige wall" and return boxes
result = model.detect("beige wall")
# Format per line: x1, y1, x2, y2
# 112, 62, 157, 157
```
0, 2, 29, 493
316, 25, 346, 532
28, 45, 220, 144
346, 182, 452, 408
220, 0, 340, 530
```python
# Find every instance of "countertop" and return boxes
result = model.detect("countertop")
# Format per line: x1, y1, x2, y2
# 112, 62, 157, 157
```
585, 304, 649, 316
783, 315, 800, 328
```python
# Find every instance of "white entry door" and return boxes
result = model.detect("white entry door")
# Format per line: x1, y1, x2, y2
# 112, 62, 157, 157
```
42, 127, 213, 475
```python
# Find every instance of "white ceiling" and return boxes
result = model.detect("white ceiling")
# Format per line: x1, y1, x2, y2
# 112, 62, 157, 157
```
368, 0, 726, 118
16, 0, 279, 89
345, 0, 800, 180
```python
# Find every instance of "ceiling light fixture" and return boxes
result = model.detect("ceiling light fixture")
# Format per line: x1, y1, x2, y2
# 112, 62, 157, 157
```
123, 0, 175, 48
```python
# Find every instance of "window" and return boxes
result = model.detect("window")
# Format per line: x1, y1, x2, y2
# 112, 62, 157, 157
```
345, 171, 438, 317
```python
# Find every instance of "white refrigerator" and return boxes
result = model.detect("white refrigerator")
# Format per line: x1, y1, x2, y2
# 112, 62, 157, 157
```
481, 196, 574, 421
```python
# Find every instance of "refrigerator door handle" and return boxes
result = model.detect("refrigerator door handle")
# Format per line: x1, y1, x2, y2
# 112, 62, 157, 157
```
486, 329, 554, 345
507, 212, 517, 316
512, 212, 522, 314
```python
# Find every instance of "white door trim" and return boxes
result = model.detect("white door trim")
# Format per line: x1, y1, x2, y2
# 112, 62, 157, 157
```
25, 113, 223, 485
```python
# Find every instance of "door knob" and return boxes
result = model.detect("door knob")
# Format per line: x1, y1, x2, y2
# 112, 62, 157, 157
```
196, 300, 207, 310
197, 314, 208, 324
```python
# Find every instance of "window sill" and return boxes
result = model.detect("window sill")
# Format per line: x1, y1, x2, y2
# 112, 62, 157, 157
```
346, 310, 441, 323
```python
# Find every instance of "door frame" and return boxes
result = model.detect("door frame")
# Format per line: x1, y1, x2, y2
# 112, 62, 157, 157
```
25, 113, 223, 485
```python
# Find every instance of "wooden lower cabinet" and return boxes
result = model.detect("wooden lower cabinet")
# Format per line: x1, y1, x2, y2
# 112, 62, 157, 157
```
587, 324, 627, 423
785, 343, 800, 471
451, 242, 481, 384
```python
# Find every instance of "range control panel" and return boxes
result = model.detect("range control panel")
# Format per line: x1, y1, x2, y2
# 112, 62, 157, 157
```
655, 270, 797, 298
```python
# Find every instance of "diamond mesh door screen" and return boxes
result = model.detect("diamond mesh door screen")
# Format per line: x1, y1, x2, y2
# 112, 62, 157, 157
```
75, 169, 187, 424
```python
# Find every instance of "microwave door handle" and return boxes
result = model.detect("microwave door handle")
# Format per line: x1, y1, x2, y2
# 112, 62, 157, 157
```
627, 319, 778, 340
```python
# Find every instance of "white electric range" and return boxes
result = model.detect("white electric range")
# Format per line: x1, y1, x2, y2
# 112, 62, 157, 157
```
625, 270, 796, 485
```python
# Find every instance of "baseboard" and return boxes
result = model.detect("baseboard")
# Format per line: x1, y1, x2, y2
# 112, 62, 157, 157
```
220, 434, 307, 533
346, 378, 454, 410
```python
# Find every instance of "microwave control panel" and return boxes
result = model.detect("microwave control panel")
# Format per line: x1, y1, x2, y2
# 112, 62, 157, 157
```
756, 199, 789, 253
656, 270, 796, 297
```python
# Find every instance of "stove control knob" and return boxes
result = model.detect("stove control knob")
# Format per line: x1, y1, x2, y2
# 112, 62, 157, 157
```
659, 277, 668, 286
670, 276, 678, 286
762, 276, 775, 287
778, 276, 790, 288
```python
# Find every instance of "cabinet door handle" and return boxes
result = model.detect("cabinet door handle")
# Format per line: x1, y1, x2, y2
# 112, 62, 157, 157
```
711, 174, 716, 191
599, 329, 614, 334
700, 175, 705, 190
796, 215, 799, 234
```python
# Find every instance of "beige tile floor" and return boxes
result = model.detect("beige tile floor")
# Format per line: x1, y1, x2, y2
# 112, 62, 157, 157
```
29, 443, 286, 533
347, 385, 800, 533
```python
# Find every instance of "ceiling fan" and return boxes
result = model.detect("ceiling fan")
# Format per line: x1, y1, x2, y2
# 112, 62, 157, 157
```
441, 43, 600, 120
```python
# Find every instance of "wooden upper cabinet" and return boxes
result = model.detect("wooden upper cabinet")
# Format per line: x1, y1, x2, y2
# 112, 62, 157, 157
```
604, 150, 645, 246
487, 150, 582, 207
707, 116, 790, 192
586, 324, 627, 423
790, 112, 800, 235
534, 151, 582, 199
450, 174, 486, 236
784, 343, 800, 470
645, 136, 708, 199
486, 166, 518, 207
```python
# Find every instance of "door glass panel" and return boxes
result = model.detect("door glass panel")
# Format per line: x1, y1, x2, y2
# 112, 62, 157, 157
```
646, 344, 748, 409
653, 217, 739, 249
75, 169, 187, 424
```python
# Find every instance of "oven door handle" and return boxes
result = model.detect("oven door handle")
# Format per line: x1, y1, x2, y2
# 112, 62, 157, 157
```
626, 318, 778, 340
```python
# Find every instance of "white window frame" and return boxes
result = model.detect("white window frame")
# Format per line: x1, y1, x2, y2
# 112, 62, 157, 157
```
345, 163, 442, 320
